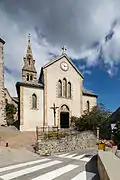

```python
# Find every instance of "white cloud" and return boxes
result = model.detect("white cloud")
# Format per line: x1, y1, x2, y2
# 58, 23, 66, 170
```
78, 65, 92, 75
0, 9, 55, 96
1, 0, 120, 95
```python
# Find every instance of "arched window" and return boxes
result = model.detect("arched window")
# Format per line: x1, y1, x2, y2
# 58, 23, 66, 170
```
63, 78, 67, 98
87, 100, 90, 112
30, 75, 33, 81
32, 94, 37, 109
58, 80, 62, 97
68, 82, 71, 98
27, 74, 29, 81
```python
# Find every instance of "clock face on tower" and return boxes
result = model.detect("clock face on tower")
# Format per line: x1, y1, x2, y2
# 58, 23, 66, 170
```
60, 61, 69, 71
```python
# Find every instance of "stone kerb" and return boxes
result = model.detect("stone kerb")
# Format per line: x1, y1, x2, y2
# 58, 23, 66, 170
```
98, 150, 120, 180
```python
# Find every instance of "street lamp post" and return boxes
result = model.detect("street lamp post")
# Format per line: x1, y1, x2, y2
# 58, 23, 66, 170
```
50, 103, 59, 127
97, 127, 99, 141
111, 123, 116, 140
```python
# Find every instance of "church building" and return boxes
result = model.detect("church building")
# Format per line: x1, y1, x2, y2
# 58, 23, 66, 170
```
16, 36, 98, 131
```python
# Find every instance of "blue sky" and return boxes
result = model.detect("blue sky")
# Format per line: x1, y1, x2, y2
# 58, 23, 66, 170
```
1, 0, 120, 113
73, 59, 120, 112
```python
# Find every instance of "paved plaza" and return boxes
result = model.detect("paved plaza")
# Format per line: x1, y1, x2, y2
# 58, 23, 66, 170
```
0, 148, 99, 180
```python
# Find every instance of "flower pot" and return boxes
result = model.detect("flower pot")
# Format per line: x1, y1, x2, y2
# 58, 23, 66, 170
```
98, 143, 105, 150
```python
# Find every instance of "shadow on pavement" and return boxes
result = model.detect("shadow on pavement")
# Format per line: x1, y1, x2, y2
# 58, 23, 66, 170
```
85, 155, 100, 180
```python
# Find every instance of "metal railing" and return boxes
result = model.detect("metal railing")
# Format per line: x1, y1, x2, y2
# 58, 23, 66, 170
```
36, 126, 75, 140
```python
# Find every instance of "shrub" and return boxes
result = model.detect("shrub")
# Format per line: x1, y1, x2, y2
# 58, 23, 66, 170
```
71, 103, 111, 139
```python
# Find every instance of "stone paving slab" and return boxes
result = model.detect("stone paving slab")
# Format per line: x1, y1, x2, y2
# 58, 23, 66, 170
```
0, 147, 40, 167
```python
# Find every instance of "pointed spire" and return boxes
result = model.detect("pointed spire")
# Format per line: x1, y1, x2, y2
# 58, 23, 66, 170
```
22, 34, 37, 82
27, 33, 32, 55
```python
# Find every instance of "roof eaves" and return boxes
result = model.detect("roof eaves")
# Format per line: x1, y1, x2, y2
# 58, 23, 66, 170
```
12, 97, 19, 103
42, 54, 84, 79
4, 88, 12, 98
82, 90, 98, 97
38, 67, 43, 83
16, 81, 44, 89
43, 54, 64, 69
0, 38, 5, 45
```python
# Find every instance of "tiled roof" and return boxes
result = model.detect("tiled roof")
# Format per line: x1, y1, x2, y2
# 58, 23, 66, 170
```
12, 97, 19, 103
16, 81, 44, 89
82, 90, 98, 97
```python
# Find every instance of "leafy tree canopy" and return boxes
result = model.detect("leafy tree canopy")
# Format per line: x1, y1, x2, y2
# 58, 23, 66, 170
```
5, 103, 17, 126
71, 103, 111, 139
113, 121, 120, 144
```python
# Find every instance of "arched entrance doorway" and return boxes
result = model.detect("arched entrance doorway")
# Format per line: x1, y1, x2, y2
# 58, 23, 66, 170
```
60, 105, 69, 128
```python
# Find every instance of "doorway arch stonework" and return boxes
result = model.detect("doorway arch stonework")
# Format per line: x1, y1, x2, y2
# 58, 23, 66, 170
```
59, 104, 70, 128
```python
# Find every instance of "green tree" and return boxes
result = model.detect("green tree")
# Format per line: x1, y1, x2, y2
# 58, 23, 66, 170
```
71, 103, 111, 139
5, 103, 17, 126
113, 121, 120, 144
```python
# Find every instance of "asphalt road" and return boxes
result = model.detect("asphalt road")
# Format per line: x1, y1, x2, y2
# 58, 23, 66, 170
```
0, 148, 100, 180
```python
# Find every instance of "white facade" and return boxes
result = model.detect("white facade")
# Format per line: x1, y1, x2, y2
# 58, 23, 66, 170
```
82, 94, 97, 113
16, 39, 98, 131
17, 84, 43, 131
43, 56, 83, 127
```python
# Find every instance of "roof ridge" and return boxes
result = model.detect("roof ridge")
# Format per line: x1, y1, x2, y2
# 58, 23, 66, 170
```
42, 53, 84, 79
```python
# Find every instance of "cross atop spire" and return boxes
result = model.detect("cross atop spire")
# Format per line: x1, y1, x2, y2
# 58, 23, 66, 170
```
62, 46, 67, 54
27, 33, 32, 55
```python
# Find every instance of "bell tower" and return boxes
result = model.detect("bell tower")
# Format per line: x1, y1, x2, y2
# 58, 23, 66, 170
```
22, 34, 37, 82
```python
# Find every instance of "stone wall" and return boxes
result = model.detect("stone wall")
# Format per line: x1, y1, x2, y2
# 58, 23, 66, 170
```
0, 38, 6, 126
36, 131, 97, 155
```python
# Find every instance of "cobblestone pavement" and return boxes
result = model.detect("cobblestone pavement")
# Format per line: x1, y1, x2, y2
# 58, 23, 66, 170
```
0, 148, 99, 180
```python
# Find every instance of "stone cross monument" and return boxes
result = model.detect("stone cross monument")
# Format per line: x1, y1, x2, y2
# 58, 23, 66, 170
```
0, 38, 6, 126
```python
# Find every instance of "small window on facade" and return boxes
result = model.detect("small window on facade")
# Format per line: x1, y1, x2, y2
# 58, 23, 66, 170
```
68, 82, 71, 98
5, 99, 8, 104
87, 100, 90, 112
32, 94, 37, 109
30, 75, 33, 81
27, 74, 29, 81
63, 78, 67, 98
58, 80, 62, 97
